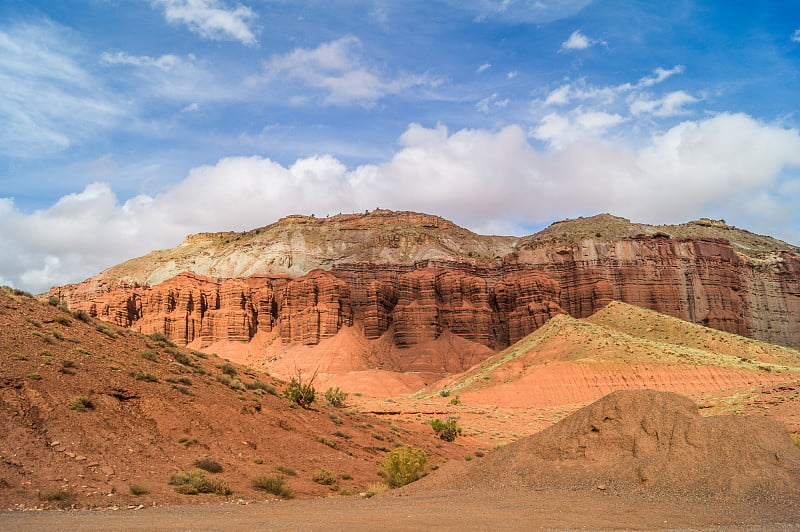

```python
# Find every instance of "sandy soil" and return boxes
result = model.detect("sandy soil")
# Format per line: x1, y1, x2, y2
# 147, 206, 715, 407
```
3, 488, 799, 531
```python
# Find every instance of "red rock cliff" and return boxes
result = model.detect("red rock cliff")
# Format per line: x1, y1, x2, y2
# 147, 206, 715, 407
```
49, 213, 800, 360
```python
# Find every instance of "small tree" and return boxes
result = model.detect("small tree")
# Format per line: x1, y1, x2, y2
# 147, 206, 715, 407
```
379, 446, 428, 488
283, 367, 317, 408
430, 417, 462, 442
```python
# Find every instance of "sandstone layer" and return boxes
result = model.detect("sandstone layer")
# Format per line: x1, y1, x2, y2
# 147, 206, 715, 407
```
50, 212, 800, 369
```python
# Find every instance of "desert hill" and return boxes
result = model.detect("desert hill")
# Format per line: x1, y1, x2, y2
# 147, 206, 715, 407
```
48, 211, 800, 385
430, 301, 800, 414
0, 287, 464, 510
408, 390, 800, 508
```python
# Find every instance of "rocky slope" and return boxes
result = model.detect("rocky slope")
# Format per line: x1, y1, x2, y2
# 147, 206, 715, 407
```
49, 212, 800, 373
0, 287, 462, 509
428, 301, 800, 415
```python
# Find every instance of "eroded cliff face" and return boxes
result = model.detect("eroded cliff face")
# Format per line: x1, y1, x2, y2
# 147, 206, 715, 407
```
49, 213, 800, 371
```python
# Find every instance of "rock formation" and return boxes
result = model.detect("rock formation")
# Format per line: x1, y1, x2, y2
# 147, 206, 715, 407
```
49, 212, 800, 369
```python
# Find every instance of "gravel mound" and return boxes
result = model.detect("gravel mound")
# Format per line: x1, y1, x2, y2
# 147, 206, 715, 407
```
420, 390, 800, 501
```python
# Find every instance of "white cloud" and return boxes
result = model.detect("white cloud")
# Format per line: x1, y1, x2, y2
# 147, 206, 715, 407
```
4, 114, 798, 293
476, 93, 509, 113
0, 22, 124, 157
151, 0, 258, 46
262, 36, 440, 107
636, 65, 684, 88
477, 63, 491, 73
792, 29, 800, 42
535, 66, 691, 146
446, 0, 593, 23
543, 66, 685, 109
560, 30, 602, 51
533, 109, 624, 147
507, 71, 518, 79
629, 90, 698, 117
99, 50, 233, 102
100, 51, 182, 71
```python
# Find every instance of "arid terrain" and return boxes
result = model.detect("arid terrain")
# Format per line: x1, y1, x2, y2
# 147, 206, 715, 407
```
3, 212, 800, 530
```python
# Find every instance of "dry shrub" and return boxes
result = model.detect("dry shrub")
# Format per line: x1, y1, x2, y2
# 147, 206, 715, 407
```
169, 469, 230, 495
379, 446, 428, 488
252, 475, 293, 498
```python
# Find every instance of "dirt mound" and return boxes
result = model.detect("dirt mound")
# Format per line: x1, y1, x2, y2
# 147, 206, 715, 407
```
417, 390, 800, 502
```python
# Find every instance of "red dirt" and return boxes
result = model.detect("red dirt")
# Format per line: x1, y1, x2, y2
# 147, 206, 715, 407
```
0, 289, 463, 510
410, 390, 800, 508
460, 361, 791, 408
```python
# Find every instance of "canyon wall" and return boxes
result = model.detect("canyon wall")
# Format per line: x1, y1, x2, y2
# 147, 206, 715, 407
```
52, 234, 800, 355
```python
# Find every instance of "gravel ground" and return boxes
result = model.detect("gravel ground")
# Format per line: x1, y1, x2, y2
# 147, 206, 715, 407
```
2, 488, 799, 531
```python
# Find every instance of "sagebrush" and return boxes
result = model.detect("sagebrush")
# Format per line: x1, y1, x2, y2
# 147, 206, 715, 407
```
379, 446, 428, 488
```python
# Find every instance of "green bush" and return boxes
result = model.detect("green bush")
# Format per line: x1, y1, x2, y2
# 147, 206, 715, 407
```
252, 475, 292, 498
139, 349, 158, 362
246, 380, 277, 395
194, 458, 223, 473
68, 396, 93, 412
275, 466, 297, 476
95, 324, 116, 338
215, 374, 246, 391
218, 363, 237, 377
379, 446, 428, 488
314, 435, 339, 450
148, 331, 176, 347
131, 371, 159, 382
324, 386, 348, 407
169, 469, 230, 495
40, 488, 72, 503
283, 372, 316, 408
52, 316, 71, 326
171, 350, 195, 367
72, 310, 91, 323
129, 484, 149, 496
311, 469, 337, 486
430, 417, 462, 442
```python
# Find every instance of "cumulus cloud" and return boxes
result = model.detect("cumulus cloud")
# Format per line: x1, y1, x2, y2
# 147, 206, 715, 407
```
262, 35, 440, 107
0, 22, 124, 157
477, 63, 491, 73
533, 109, 624, 147
3, 114, 799, 293
534, 66, 691, 146
560, 30, 603, 51
151, 0, 258, 46
792, 29, 800, 42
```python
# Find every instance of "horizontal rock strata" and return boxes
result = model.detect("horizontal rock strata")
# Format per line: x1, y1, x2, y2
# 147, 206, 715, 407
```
51, 233, 800, 359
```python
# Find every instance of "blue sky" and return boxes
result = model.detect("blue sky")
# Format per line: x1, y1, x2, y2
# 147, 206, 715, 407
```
1, 0, 800, 292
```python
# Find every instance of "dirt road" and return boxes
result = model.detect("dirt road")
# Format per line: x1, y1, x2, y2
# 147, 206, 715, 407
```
3, 488, 799, 531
